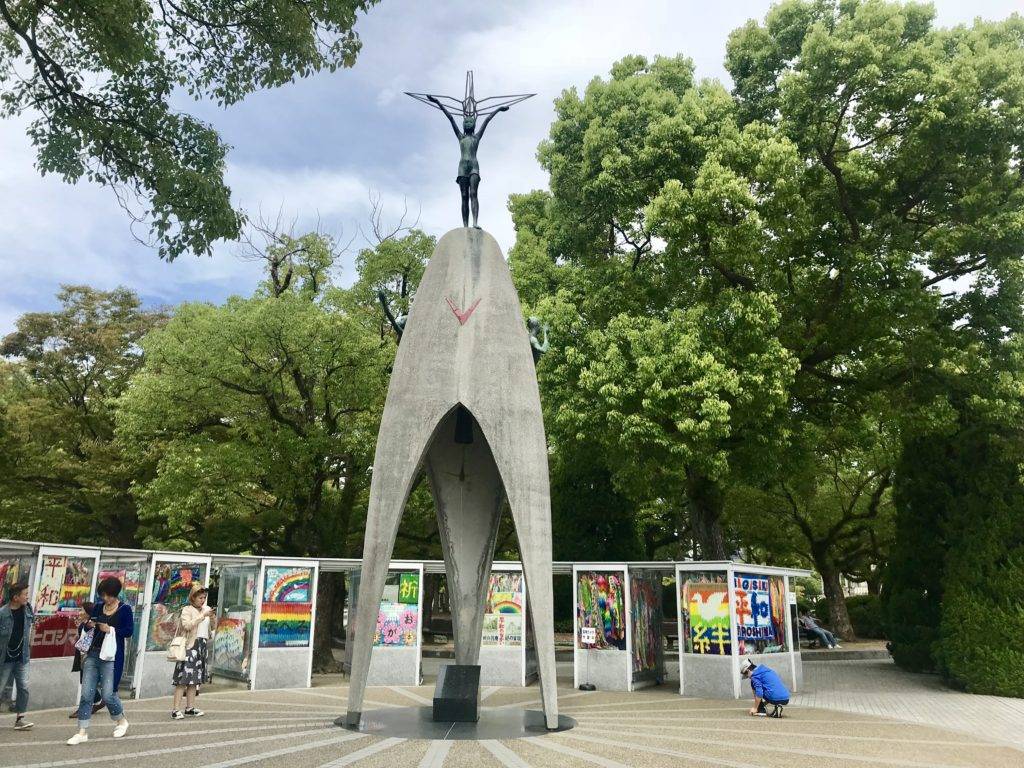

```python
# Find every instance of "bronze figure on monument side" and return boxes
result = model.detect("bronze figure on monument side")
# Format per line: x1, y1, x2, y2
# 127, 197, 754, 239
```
407, 72, 533, 228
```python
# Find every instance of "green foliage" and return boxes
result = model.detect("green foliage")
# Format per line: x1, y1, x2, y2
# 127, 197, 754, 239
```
845, 594, 885, 639
514, 0, 1024, 628
350, 229, 434, 339
883, 429, 950, 671
0, 1, 378, 258
941, 513, 1024, 696
0, 287, 164, 546
111, 227, 441, 558
936, 345, 1024, 694
549, 449, 644, 561
117, 231, 390, 555
886, 335, 1024, 688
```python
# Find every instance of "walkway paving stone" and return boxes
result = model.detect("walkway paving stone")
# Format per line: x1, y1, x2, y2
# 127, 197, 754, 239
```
795, 659, 1024, 750
0, 671, 1019, 767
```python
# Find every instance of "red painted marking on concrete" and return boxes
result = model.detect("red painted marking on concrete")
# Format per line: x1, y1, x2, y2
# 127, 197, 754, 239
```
446, 297, 481, 325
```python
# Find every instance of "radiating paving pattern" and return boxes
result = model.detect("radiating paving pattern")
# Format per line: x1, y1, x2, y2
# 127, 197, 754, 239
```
0, 682, 1020, 768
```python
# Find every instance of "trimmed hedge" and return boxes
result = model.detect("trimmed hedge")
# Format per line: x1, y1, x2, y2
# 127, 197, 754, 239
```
883, 430, 952, 672
845, 594, 885, 639
888, 414, 1024, 696
937, 441, 1024, 697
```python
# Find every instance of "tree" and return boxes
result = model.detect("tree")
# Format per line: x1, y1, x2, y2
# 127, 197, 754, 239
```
938, 420, 1024, 696
0, 1, 378, 259
548, 444, 644, 561
0, 286, 164, 546
350, 228, 433, 340
511, 54, 805, 559
117, 229, 387, 673
729, 414, 895, 638
116, 231, 387, 555
115, 223, 441, 671
512, 0, 1024, 589
884, 422, 958, 671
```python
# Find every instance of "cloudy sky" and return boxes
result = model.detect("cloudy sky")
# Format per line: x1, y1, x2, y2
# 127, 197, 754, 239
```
1, 0, 1020, 333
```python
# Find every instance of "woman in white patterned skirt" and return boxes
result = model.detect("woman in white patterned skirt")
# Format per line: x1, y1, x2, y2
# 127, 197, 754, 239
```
171, 583, 215, 720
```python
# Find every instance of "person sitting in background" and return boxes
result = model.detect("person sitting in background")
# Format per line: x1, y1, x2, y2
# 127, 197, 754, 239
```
799, 613, 841, 649
741, 658, 790, 718
69, 601, 103, 718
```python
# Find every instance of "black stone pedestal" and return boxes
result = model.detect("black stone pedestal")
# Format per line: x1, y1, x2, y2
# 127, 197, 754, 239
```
433, 664, 480, 722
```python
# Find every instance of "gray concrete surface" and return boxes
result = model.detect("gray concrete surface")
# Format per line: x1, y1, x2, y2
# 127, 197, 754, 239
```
574, 648, 630, 692
1, 679, 1020, 767
251, 647, 310, 691
346, 228, 558, 729
796, 659, 1024, 751
425, 407, 503, 668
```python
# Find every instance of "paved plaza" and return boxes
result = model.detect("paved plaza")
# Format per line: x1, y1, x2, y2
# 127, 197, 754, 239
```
1, 662, 1022, 768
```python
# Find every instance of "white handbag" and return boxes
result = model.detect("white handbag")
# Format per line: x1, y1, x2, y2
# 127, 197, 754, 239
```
166, 613, 186, 662
99, 620, 117, 661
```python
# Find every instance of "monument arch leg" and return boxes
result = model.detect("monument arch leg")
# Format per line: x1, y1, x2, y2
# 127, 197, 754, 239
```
342, 403, 453, 726
470, 406, 559, 730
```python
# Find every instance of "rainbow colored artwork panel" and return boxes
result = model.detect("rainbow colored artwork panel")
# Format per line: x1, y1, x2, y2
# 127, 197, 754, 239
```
214, 614, 252, 673
733, 572, 775, 644
684, 580, 731, 655
482, 571, 525, 647
263, 567, 312, 603
259, 601, 312, 648
151, 563, 201, 609
630, 573, 662, 673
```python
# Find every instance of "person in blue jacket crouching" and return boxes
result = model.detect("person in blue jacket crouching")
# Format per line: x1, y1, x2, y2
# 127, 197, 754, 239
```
741, 658, 790, 718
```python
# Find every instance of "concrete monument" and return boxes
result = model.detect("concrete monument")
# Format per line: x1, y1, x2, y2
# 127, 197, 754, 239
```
341, 227, 560, 730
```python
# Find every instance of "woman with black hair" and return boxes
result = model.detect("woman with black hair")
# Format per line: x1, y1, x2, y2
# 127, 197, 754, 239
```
68, 601, 103, 718
66, 577, 133, 745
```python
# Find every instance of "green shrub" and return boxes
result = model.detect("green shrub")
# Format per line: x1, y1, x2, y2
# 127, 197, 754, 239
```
941, 559, 1024, 697
883, 431, 951, 672
938, 438, 1024, 697
845, 594, 885, 639
553, 618, 574, 634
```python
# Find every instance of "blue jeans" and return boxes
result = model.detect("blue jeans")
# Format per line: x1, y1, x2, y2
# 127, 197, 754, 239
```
0, 659, 29, 714
809, 627, 837, 647
77, 651, 123, 728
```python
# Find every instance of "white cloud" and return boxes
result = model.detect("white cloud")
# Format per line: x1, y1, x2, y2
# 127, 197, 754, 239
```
1, 0, 1021, 332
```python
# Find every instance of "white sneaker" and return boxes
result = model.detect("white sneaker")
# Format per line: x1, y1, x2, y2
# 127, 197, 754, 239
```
14, 717, 33, 730
833, 644, 843, 649
113, 720, 129, 738
66, 732, 89, 745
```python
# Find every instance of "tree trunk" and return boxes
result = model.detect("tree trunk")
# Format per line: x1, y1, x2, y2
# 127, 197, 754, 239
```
818, 560, 856, 640
109, 510, 141, 548
866, 574, 881, 596
686, 470, 727, 560
422, 574, 437, 634
312, 571, 344, 673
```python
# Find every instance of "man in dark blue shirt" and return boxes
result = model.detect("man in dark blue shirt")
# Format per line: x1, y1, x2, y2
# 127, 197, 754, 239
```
741, 658, 790, 718
0, 580, 35, 730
